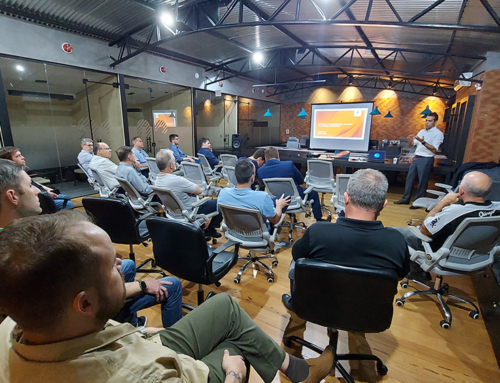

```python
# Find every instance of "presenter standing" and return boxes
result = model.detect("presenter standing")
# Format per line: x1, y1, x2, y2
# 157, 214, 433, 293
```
394, 112, 444, 209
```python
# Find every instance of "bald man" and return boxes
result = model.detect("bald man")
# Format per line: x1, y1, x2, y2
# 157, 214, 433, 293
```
396, 171, 500, 279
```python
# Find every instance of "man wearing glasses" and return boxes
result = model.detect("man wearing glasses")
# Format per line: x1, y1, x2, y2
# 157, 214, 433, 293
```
88, 142, 120, 190
77, 138, 94, 172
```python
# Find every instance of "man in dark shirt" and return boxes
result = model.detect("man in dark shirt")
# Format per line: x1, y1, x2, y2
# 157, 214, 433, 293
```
197, 138, 221, 169
258, 147, 323, 221
237, 148, 266, 190
282, 168, 410, 310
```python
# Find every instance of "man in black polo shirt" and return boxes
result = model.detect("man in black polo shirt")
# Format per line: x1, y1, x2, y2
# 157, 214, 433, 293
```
282, 169, 410, 310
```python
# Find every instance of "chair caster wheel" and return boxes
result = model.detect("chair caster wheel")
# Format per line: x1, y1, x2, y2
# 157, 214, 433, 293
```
233, 277, 240, 284
326, 216, 332, 222
305, 213, 311, 218
212, 238, 217, 245
267, 276, 274, 283
151, 260, 157, 267
395, 298, 404, 307
283, 337, 292, 347
440, 320, 451, 329
289, 238, 294, 244
400, 281, 408, 288
272, 261, 278, 267
376, 362, 388, 376
469, 310, 479, 319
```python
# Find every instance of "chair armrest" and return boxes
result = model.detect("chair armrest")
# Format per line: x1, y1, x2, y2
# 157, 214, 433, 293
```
192, 197, 210, 208
427, 190, 446, 197
407, 226, 432, 242
303, 185, 314, 195
137, 211, 161, 222
212, 240, 240, 256
435, 183, 453, 192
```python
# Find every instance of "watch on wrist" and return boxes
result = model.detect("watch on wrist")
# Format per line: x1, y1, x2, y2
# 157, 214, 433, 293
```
138, 280, 147, 292
422, 141, 426, 145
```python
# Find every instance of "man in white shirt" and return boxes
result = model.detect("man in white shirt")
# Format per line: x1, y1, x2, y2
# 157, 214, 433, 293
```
77, 138, 93, 172
88, 142, 120, 190
394, 112, 444, 209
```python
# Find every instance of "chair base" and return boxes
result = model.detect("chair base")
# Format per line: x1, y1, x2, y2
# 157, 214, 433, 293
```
396, 275, 480, 329
233, 250, 278, 284
282, 213, 308, 243
129, 244, 167, 277
319, 192, 333, 222
284, 328, 388, 383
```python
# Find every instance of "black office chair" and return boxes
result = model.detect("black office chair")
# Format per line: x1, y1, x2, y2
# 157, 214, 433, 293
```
146, 217, 240, 306
38, 191, 79, 214
284, 259, 398, 383
82, 197, 165, 276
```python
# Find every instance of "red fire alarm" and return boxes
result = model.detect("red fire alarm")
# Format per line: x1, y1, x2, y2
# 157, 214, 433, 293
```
62, 43, 73, 53
159, 66, 167, 73
218, 81, 223, 87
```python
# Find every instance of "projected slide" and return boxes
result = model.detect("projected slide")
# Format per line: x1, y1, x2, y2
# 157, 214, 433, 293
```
310, 102, 373, 152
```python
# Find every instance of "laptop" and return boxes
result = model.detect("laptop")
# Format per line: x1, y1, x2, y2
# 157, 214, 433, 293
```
368, 150, 386, 163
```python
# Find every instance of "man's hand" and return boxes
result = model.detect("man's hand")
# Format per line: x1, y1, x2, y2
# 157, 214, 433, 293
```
144, 327, 164, 336
49, 191, 59, 198
441, 192, 460, 206
275, 194, 291, 211
407, 134, 415, 142
144, 279, 171, 302
414, 136, 424, 143
133, 160, 141, 169
189, 157, 195, 163
222, 350, 246, 383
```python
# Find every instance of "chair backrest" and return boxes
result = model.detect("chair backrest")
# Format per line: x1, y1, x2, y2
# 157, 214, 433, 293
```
151, 186, 186, 220
262, 178, 301, 209
115, 176, 146, 210
335, 174, 352, 208
293, 259, 398, 333
146, 157, 159, 182
38, 192, 58, 214
220, 154, 238, 167
197, 153, 215, 175
219, 203, 270, 247
300, 135, 308, 146
82, 197, 142, 245
224, 166, 237, 188
306, 160, 335, 190
439, 216, 500, 271
182, 162, 208, 187
146, 217, 212, 284
286, 137, 300, 149
91, 168, 108, 189
78, 163, 93, 181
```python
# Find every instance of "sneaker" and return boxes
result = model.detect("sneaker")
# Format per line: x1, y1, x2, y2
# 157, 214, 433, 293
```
394, 200, 410, 205
282, 294, 293, 311
204, 228, 222, 238
136, 315, 147, 328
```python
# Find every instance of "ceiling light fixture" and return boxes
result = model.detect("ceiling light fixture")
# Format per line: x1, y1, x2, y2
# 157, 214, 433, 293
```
15, 65, 24, 72
263, 109, 273, 117
253, 52, 264, 63
160, 12, 175, 27
370, 106, 381, 115
348, 77, 353, 86
298, 108, 308, 118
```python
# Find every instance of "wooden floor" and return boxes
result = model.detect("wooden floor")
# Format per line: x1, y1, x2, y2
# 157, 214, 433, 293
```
74, 185, 500, 383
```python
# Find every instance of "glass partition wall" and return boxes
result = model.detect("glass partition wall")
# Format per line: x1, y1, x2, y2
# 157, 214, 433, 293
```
238, 97, 280, 148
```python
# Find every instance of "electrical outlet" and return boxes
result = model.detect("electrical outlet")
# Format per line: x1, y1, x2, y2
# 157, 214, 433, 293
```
286, 129, 290, 134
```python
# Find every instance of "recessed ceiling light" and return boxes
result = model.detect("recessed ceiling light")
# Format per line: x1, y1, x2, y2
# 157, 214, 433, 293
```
253, 52, 263, 63
15, 65, 24, 72
160, 12, 175, 27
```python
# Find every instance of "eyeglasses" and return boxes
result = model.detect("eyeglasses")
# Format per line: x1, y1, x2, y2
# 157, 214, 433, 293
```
85, 144, 94, 147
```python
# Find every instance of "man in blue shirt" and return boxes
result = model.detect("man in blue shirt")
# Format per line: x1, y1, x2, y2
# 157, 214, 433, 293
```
218, 159, 290, 226
198, 138, 221, 169
168, 134, 198, 164
131, 137, 149, 165
77, 138, 93, 172
115, 146, 153, 196
258, 147, 323, 221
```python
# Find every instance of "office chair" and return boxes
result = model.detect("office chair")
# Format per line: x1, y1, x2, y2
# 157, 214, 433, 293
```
224, 166, 237, 188
396, 216, 500, 329
284, 259, 395, 383
38, 192, 75, 214
90, 168, 120, 198
77, 163, 98, 191
152, 186, 219, 244
115, 176, 161, 214
219, 203, 284, 283
181, 161, 221, 197
146, 157, 159, 183
197, 153, 223, 184
82, 197, 165, 276
332, 174, 352, 214
263, 177, 312, 243
305, 159, 336, 221
286, 137, 300, 149
411, 183, 455, 211
220, 154, 238, 168
146, 217, 239, 306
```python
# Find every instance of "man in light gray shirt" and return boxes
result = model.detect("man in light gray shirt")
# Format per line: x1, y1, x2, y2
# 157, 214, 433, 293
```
88, 142, 120, 190
115, 146, 153, 196
155, 149, 222, 238
77, 138, 93, 172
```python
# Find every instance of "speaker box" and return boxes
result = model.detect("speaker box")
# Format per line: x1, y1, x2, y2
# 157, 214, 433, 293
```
232, 134, 242, 150
368, 139, 379, 150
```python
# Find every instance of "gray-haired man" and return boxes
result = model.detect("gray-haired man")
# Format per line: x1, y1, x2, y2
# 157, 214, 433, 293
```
282, 169, 410, 310
77, 138, 94, 172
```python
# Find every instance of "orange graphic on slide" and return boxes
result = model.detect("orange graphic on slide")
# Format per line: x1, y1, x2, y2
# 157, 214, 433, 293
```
314, 109, 366, 139
154, 112, 176, 132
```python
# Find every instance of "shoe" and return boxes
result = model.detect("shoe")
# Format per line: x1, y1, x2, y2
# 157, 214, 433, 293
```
302, 345, 335, 383
282, 294, 293, 311
409, 205, 420, 210
394, 200, 410, 205
136, 315, 147, 328
204, 228, 222, 238
406, 271, 432, 282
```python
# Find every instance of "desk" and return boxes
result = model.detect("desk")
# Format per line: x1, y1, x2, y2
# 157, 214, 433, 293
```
213, 147, 456, 184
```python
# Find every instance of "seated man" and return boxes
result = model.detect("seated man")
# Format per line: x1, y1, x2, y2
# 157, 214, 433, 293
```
198, 137, 221, 169
237, 148, 265, 190
283, 169, 410, 310
115, 146, 153, 196
131, 136, 149, 165
88, 142, 120, 190
0, 211, 333, 383
115, 259, 182, 329
395, 171, 500, 280
169, 133, 198, 163
77, 138, 93, 172
218, 158, 290, 227
257, 147, 323, 222
155, 149, 222, 239
0, 146, 74, 211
